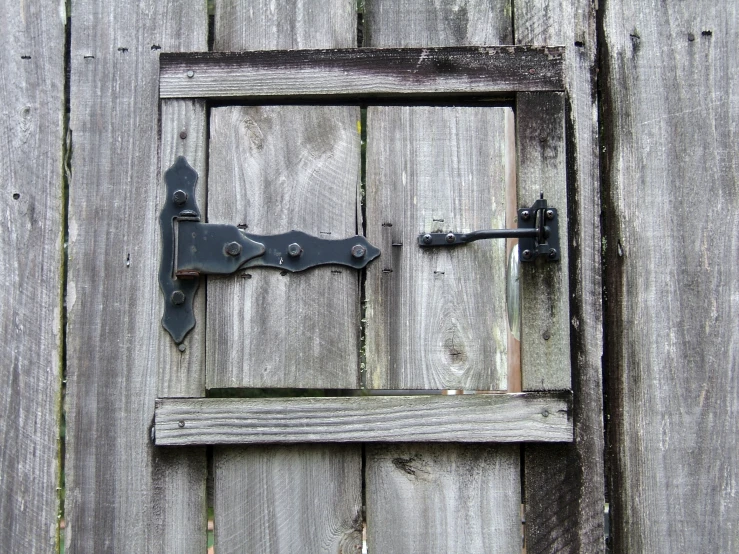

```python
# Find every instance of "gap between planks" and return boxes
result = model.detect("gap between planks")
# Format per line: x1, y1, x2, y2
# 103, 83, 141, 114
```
155, 393, 572, 445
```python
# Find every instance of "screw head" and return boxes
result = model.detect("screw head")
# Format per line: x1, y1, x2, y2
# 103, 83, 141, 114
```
225, 241, 242, 256
548, 249, 557, 259
179, 130, 188, 140
172, 189, 188, 206
186, 70, 194, 78
422, 234, 432, 245
351, 244, 366, 258
546, 209, 554, 220
520, 210, 531, 221
170, 290, 186, 305
178, 420, 186, 428
287, 243, 303, 257
445, 233, 456, 244
522, 249, 532, 260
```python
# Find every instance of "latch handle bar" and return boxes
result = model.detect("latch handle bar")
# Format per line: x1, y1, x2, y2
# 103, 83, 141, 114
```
417, 194, 560, 262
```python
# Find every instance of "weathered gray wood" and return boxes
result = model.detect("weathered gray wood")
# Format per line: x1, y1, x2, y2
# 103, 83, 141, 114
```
0, 0, 64, 550
602, 3, 739, 552
516, 3, 606, 552
214, 445, 362, 554
160, 47, 565, 99
155, 393, 572, 445
366, 444, 521, 553
364, 2, 523, 551
365, 106, 511, 390
516, 92, 571, 391
211, 4, 363, 553
65, 1, 208, 551
206, 105, 360, 389
158, 99, 207, 397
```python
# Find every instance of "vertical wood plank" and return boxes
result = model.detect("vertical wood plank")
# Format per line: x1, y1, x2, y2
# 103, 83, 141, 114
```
365, 106, 510, 390
0, 0, 64, 551
212, 3, 362, 553
65, 1, 207, 551
364, 2, 521, 552
515, 2, 605, 551
516, 92, 571, 392
158, 99, 207, 397
366, 444, 521, 553
601, 2, 739, 552
215, 446, 362, 554
206, 104, 361, 389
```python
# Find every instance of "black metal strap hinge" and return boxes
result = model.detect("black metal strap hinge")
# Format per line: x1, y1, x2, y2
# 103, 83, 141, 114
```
160, 156, 380, 343
417, 193, 560, 263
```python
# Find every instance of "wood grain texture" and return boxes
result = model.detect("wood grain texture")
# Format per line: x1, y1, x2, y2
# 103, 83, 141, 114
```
366, 444, 521, 553
516, 2, 606, 552
365, 0, 513, 47
158, 99, 207, 397
65, 1, 208, 551
516, 92, 571, 391
601, 2, 739, 552
364, 2, 523, 551
0, 0, 64, 550
206, 105, 361, 389
365, 106, 511, 390
214, 0, 356, 51
214, 445, 362, 554
155, 393, 573, 445
160, 47, 565, 99
211, 5, 364, 553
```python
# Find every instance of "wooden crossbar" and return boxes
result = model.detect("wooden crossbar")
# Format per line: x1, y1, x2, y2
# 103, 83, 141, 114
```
154, 393, 572, 446
159, 46, 565, 100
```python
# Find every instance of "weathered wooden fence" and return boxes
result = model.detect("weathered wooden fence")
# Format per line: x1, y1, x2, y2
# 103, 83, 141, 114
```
0, 0, 736, 553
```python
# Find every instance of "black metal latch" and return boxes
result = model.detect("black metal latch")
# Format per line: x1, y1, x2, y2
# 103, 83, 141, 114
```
160, 156, 380, 344
417, 193, 560, 263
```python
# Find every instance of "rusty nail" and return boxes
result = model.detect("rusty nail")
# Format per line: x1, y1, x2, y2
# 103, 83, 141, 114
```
225, 241, 242, 256
445, 233, 455, 244
521, 210, 530, 221
172, 189, 187, 206
351, 244, 366, 258
287, 243, 303, 257
422, 234, 432, 245
522, 249, 532, 260
178, 420, 186, 428
179, 130, 187, 139
170, 290, 185, 305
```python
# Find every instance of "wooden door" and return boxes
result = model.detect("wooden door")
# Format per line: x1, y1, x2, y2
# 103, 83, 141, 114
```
154, 43, 573, 553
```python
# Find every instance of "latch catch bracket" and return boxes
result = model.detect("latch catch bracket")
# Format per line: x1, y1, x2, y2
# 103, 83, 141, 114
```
417, 193, 560, 263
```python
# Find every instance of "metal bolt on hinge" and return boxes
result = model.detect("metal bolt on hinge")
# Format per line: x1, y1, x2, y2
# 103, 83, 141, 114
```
172, 190, 188, 206
351, 244, 367, 258
225, 242, 242, 256
287, 243, 303, 257
170, 290, 186, 305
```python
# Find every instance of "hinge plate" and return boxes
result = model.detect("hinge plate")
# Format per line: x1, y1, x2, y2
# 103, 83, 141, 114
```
159, 156, 380, 344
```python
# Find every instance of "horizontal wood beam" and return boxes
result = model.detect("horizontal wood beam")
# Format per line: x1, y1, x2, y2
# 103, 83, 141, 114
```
160, 46, 565, 100
154, 393, 572, 445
